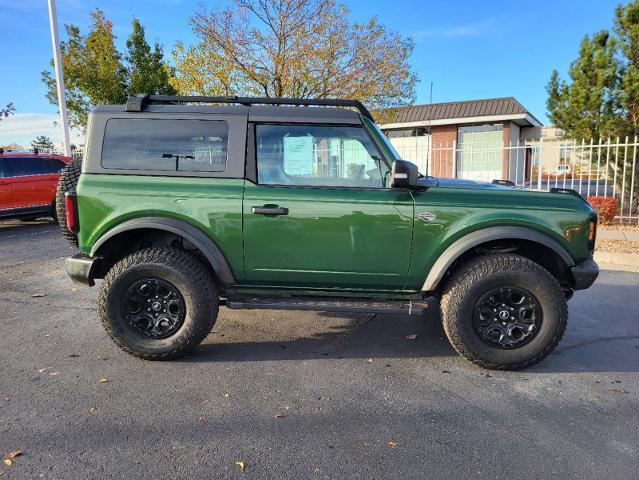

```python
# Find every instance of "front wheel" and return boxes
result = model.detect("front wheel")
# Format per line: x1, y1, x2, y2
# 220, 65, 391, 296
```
440, 253, 567, 370
98, 247, 219, 360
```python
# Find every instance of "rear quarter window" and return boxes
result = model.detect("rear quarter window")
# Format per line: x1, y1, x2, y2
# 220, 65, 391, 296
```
101, 118, 229, 172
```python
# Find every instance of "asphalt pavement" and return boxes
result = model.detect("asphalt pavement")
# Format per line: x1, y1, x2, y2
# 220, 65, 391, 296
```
0, 219, 638, 479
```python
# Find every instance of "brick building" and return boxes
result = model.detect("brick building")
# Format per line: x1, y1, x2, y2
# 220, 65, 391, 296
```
379, 97, 542, 182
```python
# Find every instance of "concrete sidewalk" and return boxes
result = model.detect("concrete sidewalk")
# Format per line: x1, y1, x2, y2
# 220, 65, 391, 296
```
599, 227, 639, 241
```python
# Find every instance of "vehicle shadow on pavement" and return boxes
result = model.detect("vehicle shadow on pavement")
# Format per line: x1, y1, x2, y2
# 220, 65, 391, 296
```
182, 282, 639, 374
182, 307, 457, 364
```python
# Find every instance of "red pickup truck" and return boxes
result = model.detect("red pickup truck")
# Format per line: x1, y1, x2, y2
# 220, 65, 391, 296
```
0, 153, 71, 221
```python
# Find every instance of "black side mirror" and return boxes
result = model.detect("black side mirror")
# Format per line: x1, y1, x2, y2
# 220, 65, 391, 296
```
390, 160, 420, 189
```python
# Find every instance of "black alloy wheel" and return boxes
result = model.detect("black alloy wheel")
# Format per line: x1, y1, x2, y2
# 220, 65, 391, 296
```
124, 278, 186, 339
472, 286, 542, 349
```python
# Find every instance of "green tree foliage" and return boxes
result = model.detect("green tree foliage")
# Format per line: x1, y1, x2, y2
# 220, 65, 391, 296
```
42, 9, 174, 131
172, 0, 417, 109
126, 18, 176, 96
1, 102, 15, 121
546, 0, 639, 140
614, 0, 639, 137
31, 135, 55, 151
546, 31, 617, 140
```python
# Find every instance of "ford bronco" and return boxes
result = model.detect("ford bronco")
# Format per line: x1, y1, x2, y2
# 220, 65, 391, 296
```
61, 95, 599, 370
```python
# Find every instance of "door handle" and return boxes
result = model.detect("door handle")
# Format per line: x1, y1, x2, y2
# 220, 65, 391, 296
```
251, 206, 289, 215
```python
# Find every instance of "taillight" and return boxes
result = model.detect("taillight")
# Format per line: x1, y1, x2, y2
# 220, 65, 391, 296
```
65, 192, 79, 234
588, 213, 597, 251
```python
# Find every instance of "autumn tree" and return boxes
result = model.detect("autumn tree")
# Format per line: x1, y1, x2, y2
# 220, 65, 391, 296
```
172, 0, 417, 109
126, 18, 176, 96
42, 9, 174, 131
31, 136, 55, 151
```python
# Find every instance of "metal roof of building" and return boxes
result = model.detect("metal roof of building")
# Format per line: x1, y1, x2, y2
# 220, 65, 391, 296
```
380, 97, 542, 127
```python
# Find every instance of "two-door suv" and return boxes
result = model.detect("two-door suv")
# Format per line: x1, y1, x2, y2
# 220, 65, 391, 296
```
61, 95, 598, 370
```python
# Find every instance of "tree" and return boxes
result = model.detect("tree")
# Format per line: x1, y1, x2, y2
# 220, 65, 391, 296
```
42, 10, 174, 131
126, 18, 176, 96
172, 0, 417, 109
546, 31, 617, 140
31, 136, 55, 151
614, 0, 639, 137
1, 102, 15, 121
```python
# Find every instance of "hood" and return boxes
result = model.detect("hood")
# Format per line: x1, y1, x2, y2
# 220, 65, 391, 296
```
424, 177, 513, 190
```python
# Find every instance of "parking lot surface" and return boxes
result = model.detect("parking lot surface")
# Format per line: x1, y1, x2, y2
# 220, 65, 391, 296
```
1, 219, 638, 479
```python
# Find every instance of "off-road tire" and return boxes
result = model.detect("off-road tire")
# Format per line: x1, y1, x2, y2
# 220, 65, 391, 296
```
55, 157, 82, 246
440, 253, 567, 370
98, 247, 219, 360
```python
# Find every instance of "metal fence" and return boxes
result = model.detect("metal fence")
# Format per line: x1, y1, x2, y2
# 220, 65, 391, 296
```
391, 137, 639, 223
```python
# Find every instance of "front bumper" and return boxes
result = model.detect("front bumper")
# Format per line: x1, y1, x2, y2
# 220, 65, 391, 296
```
570, 258, 599, 290
64, 254, 100, 287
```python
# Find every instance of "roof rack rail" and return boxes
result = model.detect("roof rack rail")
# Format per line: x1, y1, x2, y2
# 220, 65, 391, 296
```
124, 94, 374, 120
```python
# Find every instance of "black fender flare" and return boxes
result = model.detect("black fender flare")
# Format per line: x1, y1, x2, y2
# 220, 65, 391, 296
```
421, 226, 575, 292
90, 216, 235, 285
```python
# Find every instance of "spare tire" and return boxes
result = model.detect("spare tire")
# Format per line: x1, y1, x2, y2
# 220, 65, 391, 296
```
56, 157, 82, 246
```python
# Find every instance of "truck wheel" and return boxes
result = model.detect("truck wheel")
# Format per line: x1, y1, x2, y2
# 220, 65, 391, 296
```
440, 253, 567, 370
98, 247, 219, 360
55, 157, 82, 246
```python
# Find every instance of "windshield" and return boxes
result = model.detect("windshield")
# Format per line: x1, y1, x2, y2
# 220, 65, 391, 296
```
361, 116, 401, 162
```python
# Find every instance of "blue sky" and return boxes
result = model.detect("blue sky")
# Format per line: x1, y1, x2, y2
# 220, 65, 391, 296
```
0, 0, 624, 148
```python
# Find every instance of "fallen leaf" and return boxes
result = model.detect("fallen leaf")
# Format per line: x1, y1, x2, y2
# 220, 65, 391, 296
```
406, 334, 418, 340
38, 368, 48, 373
2, 460, 11, 467
611, 388, 627, 394
367, 358, 373, 364
31, 293, 46, 298
387, 441, 398, 448
98, 378, 108, 384
0, 470, 5, 475
89, 406, 97, 413
234, 461, 245, 471
48, 371, 60, 377
7, 451, 21, 459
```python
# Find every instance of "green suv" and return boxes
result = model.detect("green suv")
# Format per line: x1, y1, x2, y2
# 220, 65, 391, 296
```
61, 95, 599, 370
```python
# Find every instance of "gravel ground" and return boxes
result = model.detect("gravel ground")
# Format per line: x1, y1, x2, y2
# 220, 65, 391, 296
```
1, 219, 638, 479
596, 239, 639, 254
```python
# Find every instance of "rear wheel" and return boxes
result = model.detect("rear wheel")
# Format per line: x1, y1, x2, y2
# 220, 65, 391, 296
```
55, 157, 82, 246
440, 253, 567, 370
98, 247, 219, 360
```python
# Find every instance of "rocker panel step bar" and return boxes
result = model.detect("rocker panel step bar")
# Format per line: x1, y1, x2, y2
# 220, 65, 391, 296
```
225, 297, 428, 315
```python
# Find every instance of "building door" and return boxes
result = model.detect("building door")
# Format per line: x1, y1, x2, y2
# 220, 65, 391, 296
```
457, 124, 503, 181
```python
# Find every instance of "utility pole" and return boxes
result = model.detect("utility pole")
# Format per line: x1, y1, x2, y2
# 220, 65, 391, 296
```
47, 0, 72, 156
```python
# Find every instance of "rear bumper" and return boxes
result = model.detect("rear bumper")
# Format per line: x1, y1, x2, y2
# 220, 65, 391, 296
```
571, 258, 599, 290
64, 254, 99, 287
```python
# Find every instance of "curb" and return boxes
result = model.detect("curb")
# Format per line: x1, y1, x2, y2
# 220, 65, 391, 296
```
594, 251, 639, 272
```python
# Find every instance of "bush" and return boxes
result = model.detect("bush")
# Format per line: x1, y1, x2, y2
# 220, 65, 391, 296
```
587, 196, 618, 224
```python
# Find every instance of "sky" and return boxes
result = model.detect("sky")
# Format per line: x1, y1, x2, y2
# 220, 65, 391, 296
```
0, 0, 625, 149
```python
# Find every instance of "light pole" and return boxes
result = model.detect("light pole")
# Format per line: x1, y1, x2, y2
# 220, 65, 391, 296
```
47, 0, 72, 157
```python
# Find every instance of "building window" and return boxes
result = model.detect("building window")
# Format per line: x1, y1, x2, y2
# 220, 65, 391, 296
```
385, 128, 429, 138
457, 124, 503, 181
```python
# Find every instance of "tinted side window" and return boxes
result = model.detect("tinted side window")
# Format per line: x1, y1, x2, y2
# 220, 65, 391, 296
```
40, 158, 66, 174
102, 119, 228, 172
5, 157, 47, 177
255, 124, 389, 188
